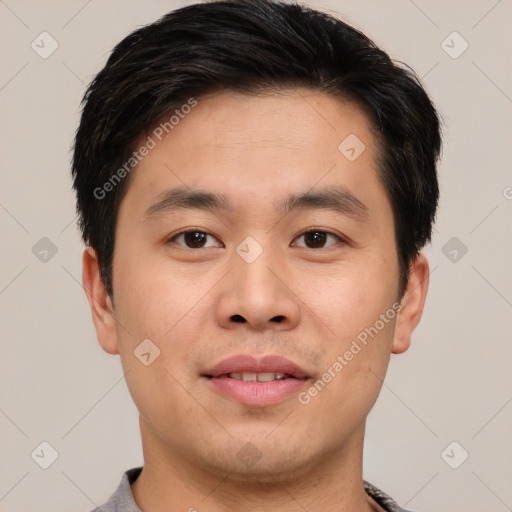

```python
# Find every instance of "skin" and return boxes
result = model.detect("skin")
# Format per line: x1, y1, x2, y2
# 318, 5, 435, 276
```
83, 89, 430, 512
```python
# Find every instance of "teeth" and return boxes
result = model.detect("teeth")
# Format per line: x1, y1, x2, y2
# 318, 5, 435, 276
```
228, 372, 289, 381
257, 372, 277, 382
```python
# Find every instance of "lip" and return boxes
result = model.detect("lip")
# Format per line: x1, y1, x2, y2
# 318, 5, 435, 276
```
202, 354, 310, 407
204, 354, 309, 379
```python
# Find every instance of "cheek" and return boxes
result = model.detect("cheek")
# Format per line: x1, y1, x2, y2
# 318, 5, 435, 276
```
112, 252, 214, 386
302, 286, 396, 426
302, 261, 396, 339
298, 260, 397, 409
112, 259, 203, 428
113, 250, 196, 333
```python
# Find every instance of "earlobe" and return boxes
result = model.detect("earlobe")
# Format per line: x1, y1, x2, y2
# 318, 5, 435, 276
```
391, 252, 430, 354
82, 247, 120, 355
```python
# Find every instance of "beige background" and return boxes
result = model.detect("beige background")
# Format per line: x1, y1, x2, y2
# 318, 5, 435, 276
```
1, 1, 511, 511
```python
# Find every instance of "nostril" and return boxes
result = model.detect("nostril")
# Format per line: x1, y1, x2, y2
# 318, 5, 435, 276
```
272, 315, 285, 322
231, 314, 245, 323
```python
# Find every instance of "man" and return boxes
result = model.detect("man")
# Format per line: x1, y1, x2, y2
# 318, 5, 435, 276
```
72, 0, 442, 510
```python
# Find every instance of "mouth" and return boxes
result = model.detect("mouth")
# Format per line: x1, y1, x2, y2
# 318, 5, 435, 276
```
209, 371, 300, 382
202, 354, 311, 406
203, 353, 310, 379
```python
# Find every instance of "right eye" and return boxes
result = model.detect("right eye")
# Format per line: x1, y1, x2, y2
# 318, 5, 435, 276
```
166, 229, 223, 249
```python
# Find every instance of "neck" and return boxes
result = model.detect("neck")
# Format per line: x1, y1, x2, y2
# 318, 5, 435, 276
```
131, 416, 380, 512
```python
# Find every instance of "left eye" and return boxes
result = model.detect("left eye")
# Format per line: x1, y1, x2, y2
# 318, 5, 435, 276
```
292, 230, 342, 249
168, 230, 222, 249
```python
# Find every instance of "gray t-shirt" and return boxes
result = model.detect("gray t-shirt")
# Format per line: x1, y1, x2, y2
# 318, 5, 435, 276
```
89, 467, 413, 512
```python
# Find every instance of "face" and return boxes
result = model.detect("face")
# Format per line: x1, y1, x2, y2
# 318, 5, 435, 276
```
84, 89, 429, 482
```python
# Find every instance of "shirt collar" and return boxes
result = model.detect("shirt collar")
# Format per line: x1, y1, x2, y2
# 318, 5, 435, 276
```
100, 467, 412, 512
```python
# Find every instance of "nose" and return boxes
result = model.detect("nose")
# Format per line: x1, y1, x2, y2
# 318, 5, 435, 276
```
215, 242, 301, 332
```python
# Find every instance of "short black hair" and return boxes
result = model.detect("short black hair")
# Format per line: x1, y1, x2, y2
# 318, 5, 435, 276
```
71, 0, 442, 300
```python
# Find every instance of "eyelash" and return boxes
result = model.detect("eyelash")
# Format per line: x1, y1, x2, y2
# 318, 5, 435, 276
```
166, 228, 345, 249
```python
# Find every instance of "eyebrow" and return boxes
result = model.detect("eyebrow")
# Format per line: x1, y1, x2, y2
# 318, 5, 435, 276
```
142, 185, 369, 222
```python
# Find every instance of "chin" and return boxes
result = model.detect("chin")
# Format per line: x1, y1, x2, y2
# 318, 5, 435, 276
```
215, 457, 312, 486
203, 436, 321, 485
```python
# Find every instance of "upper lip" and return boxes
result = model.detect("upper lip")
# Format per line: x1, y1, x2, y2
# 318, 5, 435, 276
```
203, 354, 310, 379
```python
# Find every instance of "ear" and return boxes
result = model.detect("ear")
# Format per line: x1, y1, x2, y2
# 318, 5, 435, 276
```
82, 247, 119, 355
392, 252, 430, 354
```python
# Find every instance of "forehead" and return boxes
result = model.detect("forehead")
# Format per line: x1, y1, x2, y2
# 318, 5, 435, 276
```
119, 88, 386, 221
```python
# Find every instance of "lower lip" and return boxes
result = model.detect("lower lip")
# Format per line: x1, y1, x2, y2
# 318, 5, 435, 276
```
204, 376, 309, 406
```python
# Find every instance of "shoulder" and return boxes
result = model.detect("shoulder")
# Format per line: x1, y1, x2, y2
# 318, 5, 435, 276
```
364, 480, 415, 512
88, 467, 143, 512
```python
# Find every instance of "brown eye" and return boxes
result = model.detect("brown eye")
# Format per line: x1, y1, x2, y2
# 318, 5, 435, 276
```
168, 230, 222, 249
293, 230, 342, 249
